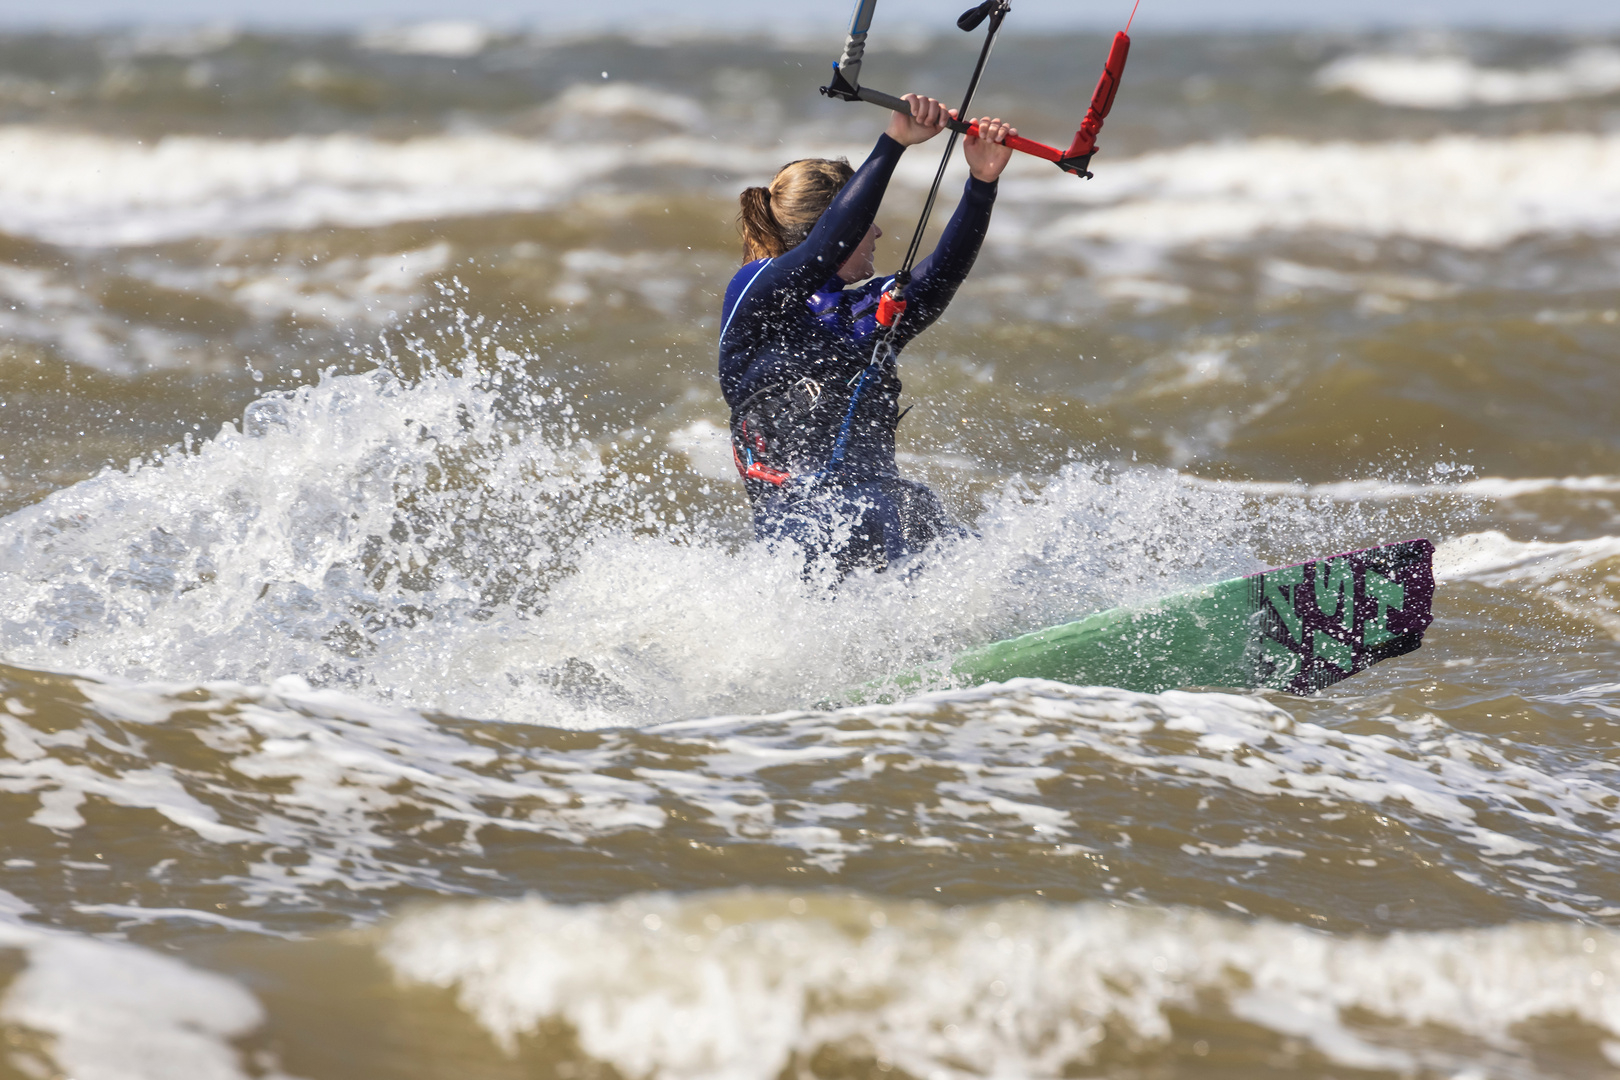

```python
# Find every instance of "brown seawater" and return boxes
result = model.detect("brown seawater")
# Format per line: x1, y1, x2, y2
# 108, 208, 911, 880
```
2, 22, 1620, 1079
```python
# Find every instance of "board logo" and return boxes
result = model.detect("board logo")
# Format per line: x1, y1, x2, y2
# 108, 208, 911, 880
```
1248, 540, 1435, 694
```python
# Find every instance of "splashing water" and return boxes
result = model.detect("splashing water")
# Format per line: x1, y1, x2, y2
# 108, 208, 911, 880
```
0, 336, 1387, 728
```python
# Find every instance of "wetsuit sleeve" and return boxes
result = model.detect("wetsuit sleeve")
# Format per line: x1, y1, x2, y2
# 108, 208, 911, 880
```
890, 175, 997, 346
718, 134, 906, 390
770, 134, 906, 286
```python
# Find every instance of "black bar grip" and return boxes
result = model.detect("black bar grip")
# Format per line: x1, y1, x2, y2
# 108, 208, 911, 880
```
857, 86, 974, 133
857, 86, 909, 112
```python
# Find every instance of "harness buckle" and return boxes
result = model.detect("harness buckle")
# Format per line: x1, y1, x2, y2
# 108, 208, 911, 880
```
792, 377, 823, 410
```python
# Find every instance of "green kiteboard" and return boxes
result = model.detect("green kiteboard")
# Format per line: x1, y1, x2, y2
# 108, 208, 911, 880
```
913, 539, 1435, 697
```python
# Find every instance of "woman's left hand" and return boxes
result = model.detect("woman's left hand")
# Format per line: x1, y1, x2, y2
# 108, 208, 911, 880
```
963, 115, 1016, 182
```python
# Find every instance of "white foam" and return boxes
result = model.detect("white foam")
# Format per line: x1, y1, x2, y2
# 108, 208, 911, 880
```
550, 247, 702, 315
1262, 257, 1460, 301
551, 83, 708, 130
358, 21, 492, 57
1435, 529, 1620, 584
120, 25, 240, 58
0, 889, 36, 919
1, 351, 1339, 724
1181, 471, 1620, 502
70, 903, 291, 937
0, 127, 811, 248
5, 124, 1619, 250
381, 890, 1620, 1079
666, 419, 735, 481
0, 666, 683, 899
0, 262, 154, 373
1436, 530, 1620, 639
917, 681, 1615, 876
1005, 131, 1620, 249
0, 707, 255, 839
6, 661, 1614, 914
1316, 48, 1620, 109
0, 242, 452, 376
0, 909, 289, 1080
4, 360, 1608, 903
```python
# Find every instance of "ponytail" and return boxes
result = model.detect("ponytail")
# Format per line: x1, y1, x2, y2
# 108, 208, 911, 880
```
736, 157, 855, 265
738, 186, 785, 263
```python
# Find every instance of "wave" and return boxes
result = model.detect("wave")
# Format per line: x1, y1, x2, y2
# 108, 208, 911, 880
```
5, 658, 1617, 918
0, 901, 279, 1080
0, 243, 452, 375
1184, 473, 1620, 502
357, 20, 493, 57
1437, 529, 1620, 640
1437, 529, 1620, 584
1316, 47, 1620, 109
0, 125, 793, 248
380, 890, 1620, 1078
1007, 132, 1620, 249
5, 124, 1620, 250
9, 886, 1615, 1080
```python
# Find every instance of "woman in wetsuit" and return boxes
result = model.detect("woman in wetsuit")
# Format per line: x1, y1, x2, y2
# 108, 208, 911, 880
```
719, 94, 1015, 577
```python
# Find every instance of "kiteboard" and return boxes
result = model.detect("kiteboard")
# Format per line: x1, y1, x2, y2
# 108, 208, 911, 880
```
929, 539, 1435, 697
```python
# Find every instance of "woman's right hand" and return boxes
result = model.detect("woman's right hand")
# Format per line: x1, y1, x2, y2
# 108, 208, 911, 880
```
886, 94, 950, 146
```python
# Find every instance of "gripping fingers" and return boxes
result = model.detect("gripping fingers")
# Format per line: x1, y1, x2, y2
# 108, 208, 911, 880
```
910, 95, 947, 129
972, 117, 1014, 143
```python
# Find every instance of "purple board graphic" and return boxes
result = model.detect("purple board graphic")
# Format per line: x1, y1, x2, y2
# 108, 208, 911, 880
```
1248, 539, 1436, 694
943, 538, 1437, 697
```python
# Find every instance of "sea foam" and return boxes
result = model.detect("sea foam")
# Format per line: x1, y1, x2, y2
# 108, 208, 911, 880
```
382, 890, 1620, 1079
0, 909, 280, 1080
1009, 132, 1620, 249
3, 124, 1619, 250
1316, 47, 1620, 108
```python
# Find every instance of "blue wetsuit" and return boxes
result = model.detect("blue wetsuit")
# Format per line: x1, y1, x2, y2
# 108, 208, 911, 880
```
718, 133, 997, 574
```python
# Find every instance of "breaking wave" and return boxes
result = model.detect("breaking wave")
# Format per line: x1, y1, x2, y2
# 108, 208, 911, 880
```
381, 890, 1620, 1079
1316, 47, 1620, 109
4, 124, 1620, 250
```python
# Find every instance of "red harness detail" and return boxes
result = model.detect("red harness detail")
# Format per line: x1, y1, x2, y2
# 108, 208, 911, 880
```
732, 421, 790, 485
734, 445, 790, 485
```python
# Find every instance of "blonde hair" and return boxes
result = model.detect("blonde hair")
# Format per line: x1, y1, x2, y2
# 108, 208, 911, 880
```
737, 157, 855, 264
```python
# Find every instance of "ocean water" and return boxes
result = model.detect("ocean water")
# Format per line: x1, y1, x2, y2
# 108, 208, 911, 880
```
1, 20, 1620, 1079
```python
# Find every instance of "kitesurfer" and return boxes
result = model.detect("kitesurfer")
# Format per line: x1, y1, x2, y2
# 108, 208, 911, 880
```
719, 94, 1014, 577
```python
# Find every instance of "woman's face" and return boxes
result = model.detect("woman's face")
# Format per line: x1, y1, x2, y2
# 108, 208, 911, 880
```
837, 222, 882, 284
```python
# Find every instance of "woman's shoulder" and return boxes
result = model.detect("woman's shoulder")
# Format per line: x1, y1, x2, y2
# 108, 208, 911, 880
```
729, 257, 771, 282
725, 258, 776, 299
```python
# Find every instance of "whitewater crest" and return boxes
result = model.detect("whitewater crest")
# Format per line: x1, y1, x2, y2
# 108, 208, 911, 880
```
0, 906, 289, 1080
381, 890, 1620, 1080
1316, 47, 1620, 109
2, 124, 1619, 250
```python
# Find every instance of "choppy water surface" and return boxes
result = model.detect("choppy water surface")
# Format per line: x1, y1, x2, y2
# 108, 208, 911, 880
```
2, 21, 1620, 1080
